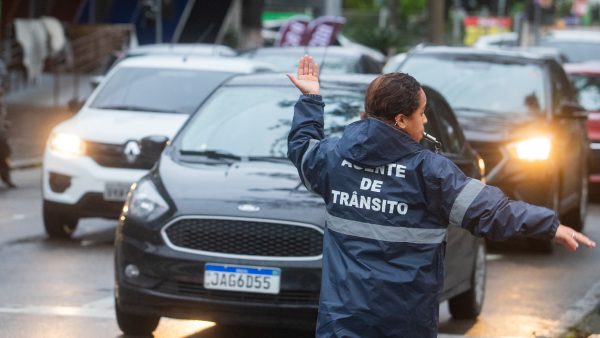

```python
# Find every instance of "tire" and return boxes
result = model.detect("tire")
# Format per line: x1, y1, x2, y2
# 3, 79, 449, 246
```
43, 201, 78, 239
562, 165, 588, 231
115, 301, 160, 335
448, 241, 486, 319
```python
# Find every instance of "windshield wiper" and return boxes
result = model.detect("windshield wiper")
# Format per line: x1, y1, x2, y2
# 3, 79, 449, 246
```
452, 107, 504, 115
248, 156, 290, 163
95, 105, 182, 114
179, 149, 241, 160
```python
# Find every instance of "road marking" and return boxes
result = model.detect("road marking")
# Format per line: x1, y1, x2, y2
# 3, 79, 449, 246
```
82, 296, 113, 309
0, 305, 113, 319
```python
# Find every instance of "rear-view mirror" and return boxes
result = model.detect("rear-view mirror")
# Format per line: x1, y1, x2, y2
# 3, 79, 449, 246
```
559, 101, 587, 119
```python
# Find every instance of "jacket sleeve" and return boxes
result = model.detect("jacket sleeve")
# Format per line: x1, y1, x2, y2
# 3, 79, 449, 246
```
287, 94, 331, 198
425, 154, 559, 241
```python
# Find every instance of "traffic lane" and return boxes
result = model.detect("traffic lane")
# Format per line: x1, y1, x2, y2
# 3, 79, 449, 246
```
438, 204, 600, 337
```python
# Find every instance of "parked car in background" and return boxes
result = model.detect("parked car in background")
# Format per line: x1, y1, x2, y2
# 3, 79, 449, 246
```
42, 55, 274, 238
565, 62, 600, 185
540, 29, 600, 63
397, 47, 589, 251
473, 32, 518, 48
114, 73, 487, 335
241, 46, 383, 74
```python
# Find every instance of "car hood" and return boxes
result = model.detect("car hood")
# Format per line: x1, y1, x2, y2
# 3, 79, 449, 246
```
52, 108, 189, 143
456, 113, 548, 143
158, 153, 326, 227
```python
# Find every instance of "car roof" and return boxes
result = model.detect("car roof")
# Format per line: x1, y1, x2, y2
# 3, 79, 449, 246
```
564, 62, 600, 75
224, 72, 377, 89
126, 43, 237, 56
408, 46, 553, 62
545, 29, 600, 42
113, 54, 274, 73
245, 46, 370, 58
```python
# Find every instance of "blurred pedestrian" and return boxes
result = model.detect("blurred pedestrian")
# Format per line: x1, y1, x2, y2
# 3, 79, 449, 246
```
286, 55, 596, 338
0, 60, 16, 188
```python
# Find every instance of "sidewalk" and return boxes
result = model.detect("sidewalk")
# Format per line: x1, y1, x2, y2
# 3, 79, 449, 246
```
4, 73, 93, 168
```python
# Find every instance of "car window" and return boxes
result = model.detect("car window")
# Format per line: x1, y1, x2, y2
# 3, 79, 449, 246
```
540, 40, 600, 63
570, 74, 600, 111
424, 88, 464, 155
90, 67, 234, 114
246, 53, 357, 74
400, 55, 547, 120
179, 86, 364, 157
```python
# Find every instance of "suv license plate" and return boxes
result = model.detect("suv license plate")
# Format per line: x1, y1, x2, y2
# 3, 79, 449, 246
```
204, 263, 281, 294
103, 182, 132, 202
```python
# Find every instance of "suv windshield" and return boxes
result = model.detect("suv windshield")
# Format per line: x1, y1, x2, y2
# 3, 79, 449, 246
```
571, 74, 600, 111
400, 55, 547, 119
90, 67, 234, 114
179, 86, 363, 158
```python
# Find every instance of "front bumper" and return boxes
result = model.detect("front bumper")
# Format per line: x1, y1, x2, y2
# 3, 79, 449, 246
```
115, 223, 321, 329
42, 146, 147, 214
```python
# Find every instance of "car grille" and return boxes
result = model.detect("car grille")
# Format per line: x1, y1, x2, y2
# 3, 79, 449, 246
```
156, 280, 319, 306
163, 218, 324, 258
85, 141, 155, 169
469, 141, 505, 172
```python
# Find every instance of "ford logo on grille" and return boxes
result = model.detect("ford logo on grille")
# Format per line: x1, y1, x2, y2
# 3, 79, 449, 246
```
238, 204, 260, 212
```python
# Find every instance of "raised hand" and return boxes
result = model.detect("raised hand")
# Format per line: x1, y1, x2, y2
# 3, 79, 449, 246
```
286, 55, 320, 95
554, 224, 596, 251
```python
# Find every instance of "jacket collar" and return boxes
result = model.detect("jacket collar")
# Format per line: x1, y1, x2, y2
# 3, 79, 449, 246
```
337, 117, 423, 167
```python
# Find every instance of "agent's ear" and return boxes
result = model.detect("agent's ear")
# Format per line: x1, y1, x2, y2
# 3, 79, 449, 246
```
394, 114, 407, 129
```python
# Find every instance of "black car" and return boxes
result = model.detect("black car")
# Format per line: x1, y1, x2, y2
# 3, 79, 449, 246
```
397, 46, 589, 251
240, 46, 383, 74
114, 73, 486, 335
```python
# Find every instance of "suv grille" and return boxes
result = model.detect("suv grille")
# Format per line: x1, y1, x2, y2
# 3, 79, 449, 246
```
157, 280, 319, 306
470, 141, 505, 172
163, 218, 323, 258
86, 141, 155, 169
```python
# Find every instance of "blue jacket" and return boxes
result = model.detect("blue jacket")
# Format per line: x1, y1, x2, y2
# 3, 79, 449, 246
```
288, 94, 559, 338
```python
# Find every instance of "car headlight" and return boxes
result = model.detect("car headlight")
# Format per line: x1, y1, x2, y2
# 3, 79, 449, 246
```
123, 179, 169, 222
49, 133, 85, 157
509, 136, 552, 161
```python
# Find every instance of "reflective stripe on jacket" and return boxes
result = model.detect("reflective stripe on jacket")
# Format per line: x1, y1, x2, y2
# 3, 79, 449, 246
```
287, 94, 559, 338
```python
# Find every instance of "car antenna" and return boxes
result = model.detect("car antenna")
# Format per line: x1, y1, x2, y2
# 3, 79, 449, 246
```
182, 23, 215, 62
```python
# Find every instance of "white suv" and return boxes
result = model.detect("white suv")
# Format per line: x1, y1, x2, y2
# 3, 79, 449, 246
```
42, 55, 273, 238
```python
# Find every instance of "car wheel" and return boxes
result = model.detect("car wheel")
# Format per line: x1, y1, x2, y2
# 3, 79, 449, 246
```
115, 301, 160, 335
448, 241, 486, 319
562, 165, 588, 231
43, 201, 78, 238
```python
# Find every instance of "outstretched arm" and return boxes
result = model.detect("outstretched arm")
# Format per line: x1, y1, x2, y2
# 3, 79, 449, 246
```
287, 55, 320, 95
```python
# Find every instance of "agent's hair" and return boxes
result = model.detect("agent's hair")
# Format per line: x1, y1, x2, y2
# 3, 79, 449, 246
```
364, 73, 422, 123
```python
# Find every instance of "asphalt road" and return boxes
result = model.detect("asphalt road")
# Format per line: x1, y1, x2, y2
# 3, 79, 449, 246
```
1, 168, 599, 338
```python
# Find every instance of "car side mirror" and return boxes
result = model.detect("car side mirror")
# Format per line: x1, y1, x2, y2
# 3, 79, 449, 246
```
558, 101, 587, 119
141, 135, 169, 162
90, 76, 104, 89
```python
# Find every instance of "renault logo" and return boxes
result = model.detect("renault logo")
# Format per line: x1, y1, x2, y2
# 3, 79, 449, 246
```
238, 204, 260, 212
124, 140, 141, 163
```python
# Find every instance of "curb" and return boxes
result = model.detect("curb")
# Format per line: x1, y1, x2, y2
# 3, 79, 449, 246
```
547, 278, 600, 338
12, 158, 42, 170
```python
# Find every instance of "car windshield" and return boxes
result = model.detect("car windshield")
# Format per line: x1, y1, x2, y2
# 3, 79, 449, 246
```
90, 67, 234, 114
179, 86, 364, 158
540, 40, 600, 63
248, 53, 357, 73
400, 55, 547, 119
570, 74, 600, 111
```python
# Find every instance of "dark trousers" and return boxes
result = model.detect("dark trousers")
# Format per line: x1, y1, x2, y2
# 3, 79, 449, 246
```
0, 138, 12, 184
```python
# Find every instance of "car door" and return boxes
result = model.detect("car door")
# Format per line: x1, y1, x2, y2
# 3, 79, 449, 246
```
549, 61, 587, 210
423, 87, 481, 296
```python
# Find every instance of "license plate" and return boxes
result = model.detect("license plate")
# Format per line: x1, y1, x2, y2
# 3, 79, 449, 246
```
204, 263, 281, 294
103, 182, 132, 202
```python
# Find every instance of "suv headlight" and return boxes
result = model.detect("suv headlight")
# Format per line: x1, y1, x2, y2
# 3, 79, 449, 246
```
508, 136, 551, 161
49, 133, 85, 157
123, 179, 169, 222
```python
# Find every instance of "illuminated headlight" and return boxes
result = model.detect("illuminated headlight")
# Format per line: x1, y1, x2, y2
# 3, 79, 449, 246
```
49, 133, 85, 157
123, 179, 169, 222
509, 136, 552, 161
